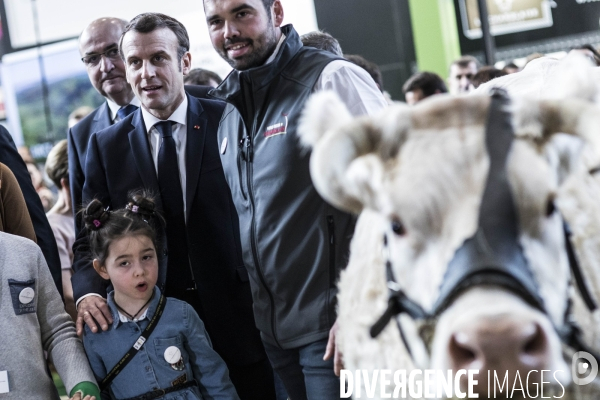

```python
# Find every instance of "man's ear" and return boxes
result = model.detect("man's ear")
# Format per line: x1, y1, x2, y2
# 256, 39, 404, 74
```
181, 51, 192, 76
93, 259, 110, 280
272, 0, 284, 27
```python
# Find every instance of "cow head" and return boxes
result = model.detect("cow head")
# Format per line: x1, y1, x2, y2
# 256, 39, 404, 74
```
299, 89, 600, 396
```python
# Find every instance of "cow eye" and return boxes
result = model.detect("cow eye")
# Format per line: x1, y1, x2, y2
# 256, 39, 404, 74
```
391, 218, 406, 236
545, 194, 556, 217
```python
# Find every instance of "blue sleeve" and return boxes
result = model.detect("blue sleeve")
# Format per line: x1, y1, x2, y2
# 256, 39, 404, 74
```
71, 132, 110, 301
183, 304, 240, 400
82, 332, 112, 400
0, 125, 62, 297
67, 126, 84, 236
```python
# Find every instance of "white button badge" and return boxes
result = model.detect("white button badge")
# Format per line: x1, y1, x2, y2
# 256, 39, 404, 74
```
19, 287, 35, 304
220, 137, 228, 155
164, 346, 184, 370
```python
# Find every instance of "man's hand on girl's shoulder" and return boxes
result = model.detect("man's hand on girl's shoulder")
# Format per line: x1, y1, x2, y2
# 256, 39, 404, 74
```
76, 295, 113, 336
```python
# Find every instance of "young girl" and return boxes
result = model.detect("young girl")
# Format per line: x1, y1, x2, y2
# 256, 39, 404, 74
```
82, 192, 240, 400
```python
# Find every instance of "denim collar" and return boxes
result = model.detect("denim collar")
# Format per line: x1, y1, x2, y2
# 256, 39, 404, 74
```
107, 287, 161, 330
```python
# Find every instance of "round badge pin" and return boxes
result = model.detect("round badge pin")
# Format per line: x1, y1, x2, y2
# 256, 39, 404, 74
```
220, 137, 228, 155
164, 346, 182, 364
19, 287, 35, 304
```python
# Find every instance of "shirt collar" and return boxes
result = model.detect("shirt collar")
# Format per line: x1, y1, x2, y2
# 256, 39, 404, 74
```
141, 96, 188, 133
106, 96, 141, 122
264, 33, 286, 65
107, 286, 162, 330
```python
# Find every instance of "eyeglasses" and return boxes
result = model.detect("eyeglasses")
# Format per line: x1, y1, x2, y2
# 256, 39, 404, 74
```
81, 47, 121, 67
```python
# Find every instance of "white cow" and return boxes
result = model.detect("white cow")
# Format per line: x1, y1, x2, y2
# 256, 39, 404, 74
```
299, 71, 600, 398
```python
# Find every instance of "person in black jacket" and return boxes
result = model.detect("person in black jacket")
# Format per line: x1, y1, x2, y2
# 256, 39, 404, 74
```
0, 125, 62, 296
72, 13, 275, 400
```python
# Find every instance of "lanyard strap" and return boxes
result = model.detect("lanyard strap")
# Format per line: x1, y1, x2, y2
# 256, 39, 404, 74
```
100, 294, 167, 391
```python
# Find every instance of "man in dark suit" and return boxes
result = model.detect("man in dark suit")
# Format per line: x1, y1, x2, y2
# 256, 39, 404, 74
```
0, 126, 62, 296
69, 17, 139, 234
69, 17, 210, 234
71, 13, 275, 399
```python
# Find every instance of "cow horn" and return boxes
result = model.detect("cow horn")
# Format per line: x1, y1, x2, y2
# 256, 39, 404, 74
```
299, 91, 411, 214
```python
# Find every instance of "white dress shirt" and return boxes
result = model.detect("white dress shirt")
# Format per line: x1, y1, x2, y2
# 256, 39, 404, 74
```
267, 34, 388, 117
140, 96, 189, 218
106, 96, 141, 123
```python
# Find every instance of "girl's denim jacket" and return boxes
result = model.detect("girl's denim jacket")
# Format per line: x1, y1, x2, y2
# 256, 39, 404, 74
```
83, 287, 240, 400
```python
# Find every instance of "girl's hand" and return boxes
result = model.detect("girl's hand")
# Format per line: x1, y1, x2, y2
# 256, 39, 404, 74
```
70, 392, 96, 400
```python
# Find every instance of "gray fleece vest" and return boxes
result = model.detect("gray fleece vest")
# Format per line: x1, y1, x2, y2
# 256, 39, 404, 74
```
210, 25, 355, 348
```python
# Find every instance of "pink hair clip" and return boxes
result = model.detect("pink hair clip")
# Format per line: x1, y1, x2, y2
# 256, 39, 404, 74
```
132, 205, 139, 213
93, 220, 101, 228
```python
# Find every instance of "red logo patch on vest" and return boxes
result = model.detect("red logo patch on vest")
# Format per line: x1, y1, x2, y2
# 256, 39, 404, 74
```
264, 113, 289, 138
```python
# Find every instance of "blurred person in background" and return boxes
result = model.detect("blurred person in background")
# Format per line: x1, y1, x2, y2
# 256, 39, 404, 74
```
345, 54, 384, 91
569, 44, 600, 66
184, 67, 223, 87
68, 106, 94, 129
45, 139, 77, 320
25, 159, 55, 212
345, 53, 394, 103
17, 145, 56, 211
502, 62, 519, 74
471, 66, 507, 89
448, 55, 479, 94
402, 71, 447, 105
301, 30, 343, 56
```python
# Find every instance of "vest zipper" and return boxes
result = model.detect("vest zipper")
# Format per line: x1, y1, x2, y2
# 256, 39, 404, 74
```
243, 80, 281, 347
237, 138, 248, 200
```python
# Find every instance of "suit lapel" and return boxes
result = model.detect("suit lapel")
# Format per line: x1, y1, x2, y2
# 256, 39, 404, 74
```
128, 110, 164, 211
185, 95, 207, 221
91, 102, 112, 133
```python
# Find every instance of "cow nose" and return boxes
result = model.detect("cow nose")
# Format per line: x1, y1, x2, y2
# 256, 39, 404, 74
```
448, 319, 549, 377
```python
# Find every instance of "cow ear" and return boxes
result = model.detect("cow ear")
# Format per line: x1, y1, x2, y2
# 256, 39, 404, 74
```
298, 91, 353, 150
344, 154, 386, 211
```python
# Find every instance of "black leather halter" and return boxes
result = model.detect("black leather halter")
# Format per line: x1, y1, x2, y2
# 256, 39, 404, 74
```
370, 89, 600, 363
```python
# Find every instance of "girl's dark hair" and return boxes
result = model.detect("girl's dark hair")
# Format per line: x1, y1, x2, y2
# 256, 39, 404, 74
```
83, 190, 162, 265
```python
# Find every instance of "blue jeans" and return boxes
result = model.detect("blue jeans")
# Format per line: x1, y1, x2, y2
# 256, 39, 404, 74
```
263, 338, 341, 400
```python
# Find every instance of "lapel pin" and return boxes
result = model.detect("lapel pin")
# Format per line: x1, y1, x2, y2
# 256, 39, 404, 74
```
194, 125, 200, 130
164, 346, 184, 371
19, 288, 35, 304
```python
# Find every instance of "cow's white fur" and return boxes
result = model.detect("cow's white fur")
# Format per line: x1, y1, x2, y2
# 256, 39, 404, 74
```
300, 77, 600, 397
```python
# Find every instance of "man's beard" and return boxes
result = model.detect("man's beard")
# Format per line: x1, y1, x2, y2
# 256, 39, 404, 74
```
221, 27, 279, 71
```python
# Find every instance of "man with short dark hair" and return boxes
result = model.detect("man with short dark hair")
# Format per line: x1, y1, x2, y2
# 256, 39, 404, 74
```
300, 30, 343, 56
72, 12, 275, 399
69, 18, 211, 237
203, 0, 387, 398
448, 55, 479, 94
184, 68, 223, 87
402, 71, 447, 105
345, 53, 384, 92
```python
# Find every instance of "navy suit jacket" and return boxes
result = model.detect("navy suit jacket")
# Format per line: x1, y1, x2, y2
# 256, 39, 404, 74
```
0, 125, 62, 296
68, 85, 212, 235
72, 95, 264, 365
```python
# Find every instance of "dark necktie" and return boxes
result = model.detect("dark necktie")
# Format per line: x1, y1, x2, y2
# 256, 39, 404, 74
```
155, 121, 193, 294
116, 104, 138, 121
